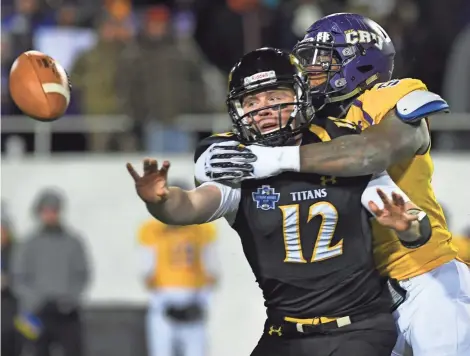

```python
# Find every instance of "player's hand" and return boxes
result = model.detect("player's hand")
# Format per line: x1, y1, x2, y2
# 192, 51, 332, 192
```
194, 141, 256, 183
369, 188, 419, 232
195, 141, 297, 183
127, 158, 170, 204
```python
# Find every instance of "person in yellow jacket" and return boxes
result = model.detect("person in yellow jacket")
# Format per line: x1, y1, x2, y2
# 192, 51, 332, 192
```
137, 213, 217, 356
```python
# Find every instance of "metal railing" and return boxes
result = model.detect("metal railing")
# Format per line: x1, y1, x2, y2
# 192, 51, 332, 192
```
1, 113, 470, 155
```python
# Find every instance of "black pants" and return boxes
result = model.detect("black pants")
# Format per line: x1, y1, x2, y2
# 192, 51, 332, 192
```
33, 309, 83, 356
1, 291, 21, 356
251, 313, 397, 356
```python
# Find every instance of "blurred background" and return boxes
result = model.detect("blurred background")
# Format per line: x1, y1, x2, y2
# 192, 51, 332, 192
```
1, 0, 469, 355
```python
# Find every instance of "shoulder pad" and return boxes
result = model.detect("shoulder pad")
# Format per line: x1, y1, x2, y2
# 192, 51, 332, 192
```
193, 132, 237, 163
396, 90, 450, 123
358, 79, 428, 126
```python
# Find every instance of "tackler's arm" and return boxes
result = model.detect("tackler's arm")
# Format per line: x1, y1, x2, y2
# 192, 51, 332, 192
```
296, 90, 449, 177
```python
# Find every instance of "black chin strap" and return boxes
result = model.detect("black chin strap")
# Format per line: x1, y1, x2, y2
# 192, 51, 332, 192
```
283, 135, 298, 146
259, 129, 296, 147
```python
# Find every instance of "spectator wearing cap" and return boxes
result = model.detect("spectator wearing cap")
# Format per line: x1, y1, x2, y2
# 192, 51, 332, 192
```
12, 188, 91, 356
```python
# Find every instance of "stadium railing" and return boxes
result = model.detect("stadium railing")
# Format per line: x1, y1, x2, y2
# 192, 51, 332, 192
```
2, 113, 469, 155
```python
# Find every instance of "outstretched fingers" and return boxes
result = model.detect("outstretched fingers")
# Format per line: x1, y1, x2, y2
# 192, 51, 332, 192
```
128, 159, 171, 182
376, 188, 393, 210
392, 192, 406, 208
368, 200, 383, 217
126, 163, 141, 182
143, 158, 158, 175
158, 160, 170, 179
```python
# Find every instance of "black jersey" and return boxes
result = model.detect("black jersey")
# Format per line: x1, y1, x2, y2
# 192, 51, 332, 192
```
194, 119, 391, 319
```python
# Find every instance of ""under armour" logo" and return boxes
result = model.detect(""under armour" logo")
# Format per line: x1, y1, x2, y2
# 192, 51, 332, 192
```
320, 176, 337, 186
268, 325, 283, 336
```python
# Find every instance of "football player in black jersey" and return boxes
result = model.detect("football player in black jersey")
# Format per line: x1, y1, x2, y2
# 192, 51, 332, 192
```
127, 48, 432, 356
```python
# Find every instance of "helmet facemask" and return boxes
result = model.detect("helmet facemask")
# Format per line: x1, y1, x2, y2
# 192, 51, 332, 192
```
293, 35, 383, 112
294, 38, 357, 111
227, 75, 312, 147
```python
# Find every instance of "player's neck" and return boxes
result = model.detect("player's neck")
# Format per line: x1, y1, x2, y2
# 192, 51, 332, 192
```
317, 100, 354, 119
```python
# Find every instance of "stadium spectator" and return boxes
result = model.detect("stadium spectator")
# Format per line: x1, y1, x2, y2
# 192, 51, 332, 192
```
443, 23, 470, 114
70, 13, 135, 152
2, 0, 55, 56
120, 5, 209, 153
12, 188, 91, 356
137, 181, 218, 356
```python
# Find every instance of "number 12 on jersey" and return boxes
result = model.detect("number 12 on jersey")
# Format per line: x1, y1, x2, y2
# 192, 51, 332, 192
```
279, 202, 343, 263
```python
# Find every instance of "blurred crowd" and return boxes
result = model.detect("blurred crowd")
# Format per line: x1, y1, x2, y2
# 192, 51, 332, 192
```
1, 0, 470, 153
1, 183, 218, 356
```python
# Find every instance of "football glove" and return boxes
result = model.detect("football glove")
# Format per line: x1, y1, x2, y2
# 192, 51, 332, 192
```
194, 141, 300, 183
195, 141, 256, 183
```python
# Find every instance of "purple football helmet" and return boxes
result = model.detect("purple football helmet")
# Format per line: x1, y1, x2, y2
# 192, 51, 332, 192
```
292, 13, 396, 111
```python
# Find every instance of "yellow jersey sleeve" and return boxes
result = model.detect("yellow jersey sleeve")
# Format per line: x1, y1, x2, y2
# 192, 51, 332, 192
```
137, 220, 163, 246
354, 78, 428, 128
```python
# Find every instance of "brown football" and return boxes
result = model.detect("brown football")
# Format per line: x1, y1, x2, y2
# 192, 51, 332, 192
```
9, 50, 71, 122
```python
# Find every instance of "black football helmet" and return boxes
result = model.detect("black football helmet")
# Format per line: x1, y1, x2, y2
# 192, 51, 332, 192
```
227, 47, 313, 146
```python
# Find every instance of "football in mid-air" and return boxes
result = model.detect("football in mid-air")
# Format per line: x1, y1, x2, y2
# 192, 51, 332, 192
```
9, 50, 71, 122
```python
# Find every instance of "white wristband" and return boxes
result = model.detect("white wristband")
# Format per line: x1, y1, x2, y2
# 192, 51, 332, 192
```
276, 146, 300, 172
